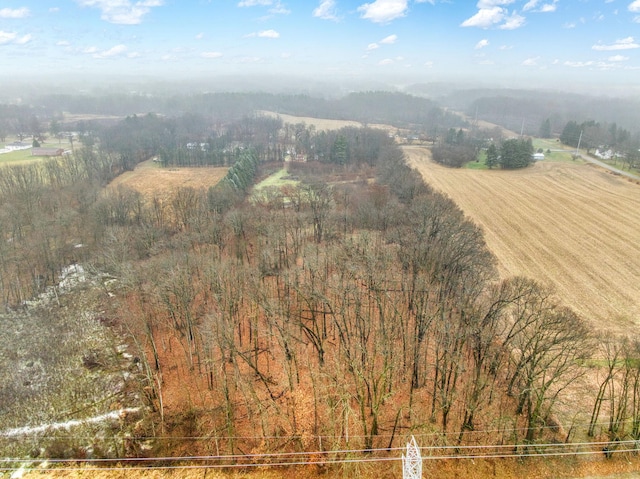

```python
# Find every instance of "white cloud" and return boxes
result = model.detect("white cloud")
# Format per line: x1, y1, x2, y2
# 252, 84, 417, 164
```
499, 11, 525, 29
475, 38, 489, 49
0, 30, 32, 45
461, 7, 505, 28
15, 34, 31, 44
367, 43, 379, 50
246, 29, 280, 38
358, 0, 408, 23
57, 40, 71, 46
313, 0, 339, 20
380, 34, 397, 44
0, 7, 30, 19
378, 58, 394, 65
477, 0, 514, 7
539, 2, 557, 13
238, 0, 289, 14
269, 2, 290, 14
238, 0, 272, 6
94, 44, 127, 58
0, 31, 16, 44
629, 1, 640, 12
524, 0, 557, 12
522, 56, 539, 66
259, 29, 280, 38
592, 36, 640, 50
608, 54, 628, 61
462, 1, 525, 29
75, 0, 164, 25
196, 32, 204, 40
202, 51, 223, 58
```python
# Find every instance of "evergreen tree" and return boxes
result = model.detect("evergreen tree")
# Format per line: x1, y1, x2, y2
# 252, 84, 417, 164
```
331, 135, 349, 165
485, 143, 499, 169
539, 118, 552, 138
560, 121, 581, 147
499, 138, 533, 169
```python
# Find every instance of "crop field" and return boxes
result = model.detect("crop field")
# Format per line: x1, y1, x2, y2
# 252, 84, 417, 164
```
107, 158, 227, 200
404, 145, 640, 335
259, 110, 396, 133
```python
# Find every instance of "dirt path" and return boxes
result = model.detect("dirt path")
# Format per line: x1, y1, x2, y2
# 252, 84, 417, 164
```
404, 145, 640, 335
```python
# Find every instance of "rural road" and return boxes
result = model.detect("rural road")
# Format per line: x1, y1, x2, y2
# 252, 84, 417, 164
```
579, 154, 640, 180
552, 148, 640, 180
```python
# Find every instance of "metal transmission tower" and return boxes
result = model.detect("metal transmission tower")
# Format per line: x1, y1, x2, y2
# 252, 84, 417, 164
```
402, 436, 422, 479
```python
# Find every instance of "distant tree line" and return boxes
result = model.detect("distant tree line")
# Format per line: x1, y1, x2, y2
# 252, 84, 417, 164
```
431, 127, 534, 170
454, 89, 640, 137
0, 91, 467, 139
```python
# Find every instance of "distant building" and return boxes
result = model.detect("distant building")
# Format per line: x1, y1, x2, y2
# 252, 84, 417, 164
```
594, 148, 613, 160
532, 152, 545, 161
32, 148, 65, 157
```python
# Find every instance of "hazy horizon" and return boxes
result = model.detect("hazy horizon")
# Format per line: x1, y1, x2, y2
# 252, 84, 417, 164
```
2, 1, 640, 97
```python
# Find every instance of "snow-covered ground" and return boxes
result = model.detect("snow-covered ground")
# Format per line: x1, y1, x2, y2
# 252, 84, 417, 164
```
0, 265, 148, 460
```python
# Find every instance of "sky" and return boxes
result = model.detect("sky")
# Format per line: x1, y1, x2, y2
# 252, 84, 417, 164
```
2, 0, 640, 92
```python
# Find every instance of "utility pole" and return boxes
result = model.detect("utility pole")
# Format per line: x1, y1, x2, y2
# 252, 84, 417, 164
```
575, 130, 583, 158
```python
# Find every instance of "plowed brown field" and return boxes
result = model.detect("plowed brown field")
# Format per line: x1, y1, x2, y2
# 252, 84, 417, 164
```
404, 145, 640, 335
107, 159, 227, 201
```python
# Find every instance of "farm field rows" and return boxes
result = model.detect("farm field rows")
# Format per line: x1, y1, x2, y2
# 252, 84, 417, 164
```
404, 145, 640, 335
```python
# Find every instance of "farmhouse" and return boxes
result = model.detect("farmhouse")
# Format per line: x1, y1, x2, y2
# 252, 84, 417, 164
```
32, 148, 66, 157
532, 152, 545, 161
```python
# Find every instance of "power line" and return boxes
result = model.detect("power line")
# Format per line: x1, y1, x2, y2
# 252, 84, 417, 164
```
1, 439, 637, 467
1, 446, 638, 473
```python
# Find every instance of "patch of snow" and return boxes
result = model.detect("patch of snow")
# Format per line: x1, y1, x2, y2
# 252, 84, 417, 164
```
0, 408, 140, 438
10, 465, 27, 478
58, 264, 86, 290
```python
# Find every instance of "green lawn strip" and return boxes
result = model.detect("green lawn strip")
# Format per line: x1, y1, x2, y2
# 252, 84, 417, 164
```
251, 166, 301, 203
253, 167, 299, 190
0, 142, 72, 165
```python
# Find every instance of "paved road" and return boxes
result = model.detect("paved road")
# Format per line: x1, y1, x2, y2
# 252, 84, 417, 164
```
578, 153, 640, 180
551, 148, 640, 180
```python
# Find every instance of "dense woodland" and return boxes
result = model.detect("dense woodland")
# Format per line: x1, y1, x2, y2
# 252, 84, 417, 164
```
1, 91, 639, 463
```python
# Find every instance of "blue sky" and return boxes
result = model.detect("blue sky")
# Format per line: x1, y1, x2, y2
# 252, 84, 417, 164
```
2, 0, 640, 91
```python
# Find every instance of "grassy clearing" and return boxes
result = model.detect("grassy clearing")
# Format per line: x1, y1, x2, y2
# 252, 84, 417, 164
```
533, 138, 582, 163
251, 166, 301, 204
0, 141, 73, 165
253, 167, 299, 190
